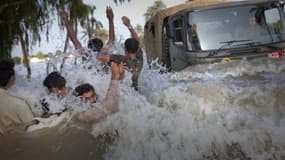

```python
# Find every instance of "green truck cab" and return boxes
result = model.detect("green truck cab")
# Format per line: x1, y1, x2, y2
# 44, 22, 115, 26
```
144, 0, 285, 71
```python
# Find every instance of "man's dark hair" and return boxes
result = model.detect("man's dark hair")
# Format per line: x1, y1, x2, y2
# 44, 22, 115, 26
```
73, 83, 95, 97
0, 59, 15, 87
88, 38, 104, 52
125, 38, 139, 53
43, 72, 66, 89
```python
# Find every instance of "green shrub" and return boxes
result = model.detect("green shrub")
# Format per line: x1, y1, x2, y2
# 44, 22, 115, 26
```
12, 56, 21, 64
35, 51, 48, 59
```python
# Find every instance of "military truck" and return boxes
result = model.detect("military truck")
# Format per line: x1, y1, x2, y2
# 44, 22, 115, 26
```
144, 0, 285, 71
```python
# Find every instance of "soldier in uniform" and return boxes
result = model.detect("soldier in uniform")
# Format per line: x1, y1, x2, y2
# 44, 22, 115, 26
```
97, 16, 143, 91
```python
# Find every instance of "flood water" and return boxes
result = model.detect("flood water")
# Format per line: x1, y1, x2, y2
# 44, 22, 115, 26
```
0, 54, 285, 160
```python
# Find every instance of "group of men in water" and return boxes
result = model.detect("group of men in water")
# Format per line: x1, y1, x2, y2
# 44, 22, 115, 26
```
0, 6, 143, 135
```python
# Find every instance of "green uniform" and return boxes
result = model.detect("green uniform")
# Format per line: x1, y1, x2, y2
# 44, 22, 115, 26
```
109, 49, 143, 91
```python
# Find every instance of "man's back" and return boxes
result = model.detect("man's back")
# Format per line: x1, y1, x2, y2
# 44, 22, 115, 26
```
0, 88, 34, 134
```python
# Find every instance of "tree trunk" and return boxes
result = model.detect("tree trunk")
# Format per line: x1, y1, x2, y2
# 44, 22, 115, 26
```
19, 34, 31, 79
60, 34, 69, 72
63, 34, 69, 53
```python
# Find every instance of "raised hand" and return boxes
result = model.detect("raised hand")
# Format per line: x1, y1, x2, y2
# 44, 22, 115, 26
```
122, 16, 138, 40
119, 62, 128, 80
121, 16, 131, 27
106, 6, 114, 20
111, 62, 128, 80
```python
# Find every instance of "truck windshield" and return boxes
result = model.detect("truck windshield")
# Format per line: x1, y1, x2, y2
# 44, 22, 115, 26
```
187, 2, 285, 51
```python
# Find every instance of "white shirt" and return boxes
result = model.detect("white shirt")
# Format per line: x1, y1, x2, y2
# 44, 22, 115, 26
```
0, 88, 34, 134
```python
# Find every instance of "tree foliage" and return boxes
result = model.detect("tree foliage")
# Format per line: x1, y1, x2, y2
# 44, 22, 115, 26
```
0, 0, 93, 59
144, 0, 166, 21
80, 7, 106, 42
113, 0, 131, 5
0, 0, 49, 58
12, 56, 21, 64
135, 24, 143, 35
35, 51, 47, 59
0, 0, 131, 59
134, 24, 144, 50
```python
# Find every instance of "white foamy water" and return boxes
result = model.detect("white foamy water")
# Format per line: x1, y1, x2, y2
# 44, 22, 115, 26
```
11, 52, 285, 159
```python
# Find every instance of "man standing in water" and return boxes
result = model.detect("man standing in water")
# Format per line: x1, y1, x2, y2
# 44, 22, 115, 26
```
0, 59, 35, 134
40, 71, 72, 117
60, 6, 115, 57
75, 62, 127, 123
96, 16, 144, 91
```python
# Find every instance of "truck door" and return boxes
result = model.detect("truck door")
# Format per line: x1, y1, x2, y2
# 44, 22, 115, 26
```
168, 15, 189, 71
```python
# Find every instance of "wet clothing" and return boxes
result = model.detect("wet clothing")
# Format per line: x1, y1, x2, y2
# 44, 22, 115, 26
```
77, 80, 120, 123
109, 49, 143, 90
0, 88, 34, 134
40, 95, 68, 117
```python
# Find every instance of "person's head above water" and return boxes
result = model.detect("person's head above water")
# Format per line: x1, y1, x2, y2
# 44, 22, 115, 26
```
87, 38, 104, 52
124, 38, 139, 55
73, 83, 97, 103
0, 59, 15, 89
43, 71, 68, 96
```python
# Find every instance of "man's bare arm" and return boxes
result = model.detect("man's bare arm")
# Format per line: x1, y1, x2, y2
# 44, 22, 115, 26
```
76, 62, 127, 123
106, 6, 115, 45
60, 11, 84, 53
122, 16, 139, 41
76, 80, 119, 123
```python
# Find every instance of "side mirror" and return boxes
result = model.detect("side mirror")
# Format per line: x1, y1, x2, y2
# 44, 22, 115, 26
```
166, 23, 174, 39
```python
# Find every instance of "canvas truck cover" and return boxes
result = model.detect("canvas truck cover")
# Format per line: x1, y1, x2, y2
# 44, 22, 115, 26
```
144, 0, 278, 65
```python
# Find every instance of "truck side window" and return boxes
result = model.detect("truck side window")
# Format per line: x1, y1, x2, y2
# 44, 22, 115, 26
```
172, 18, 184, 46
264, 8, 282, 35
